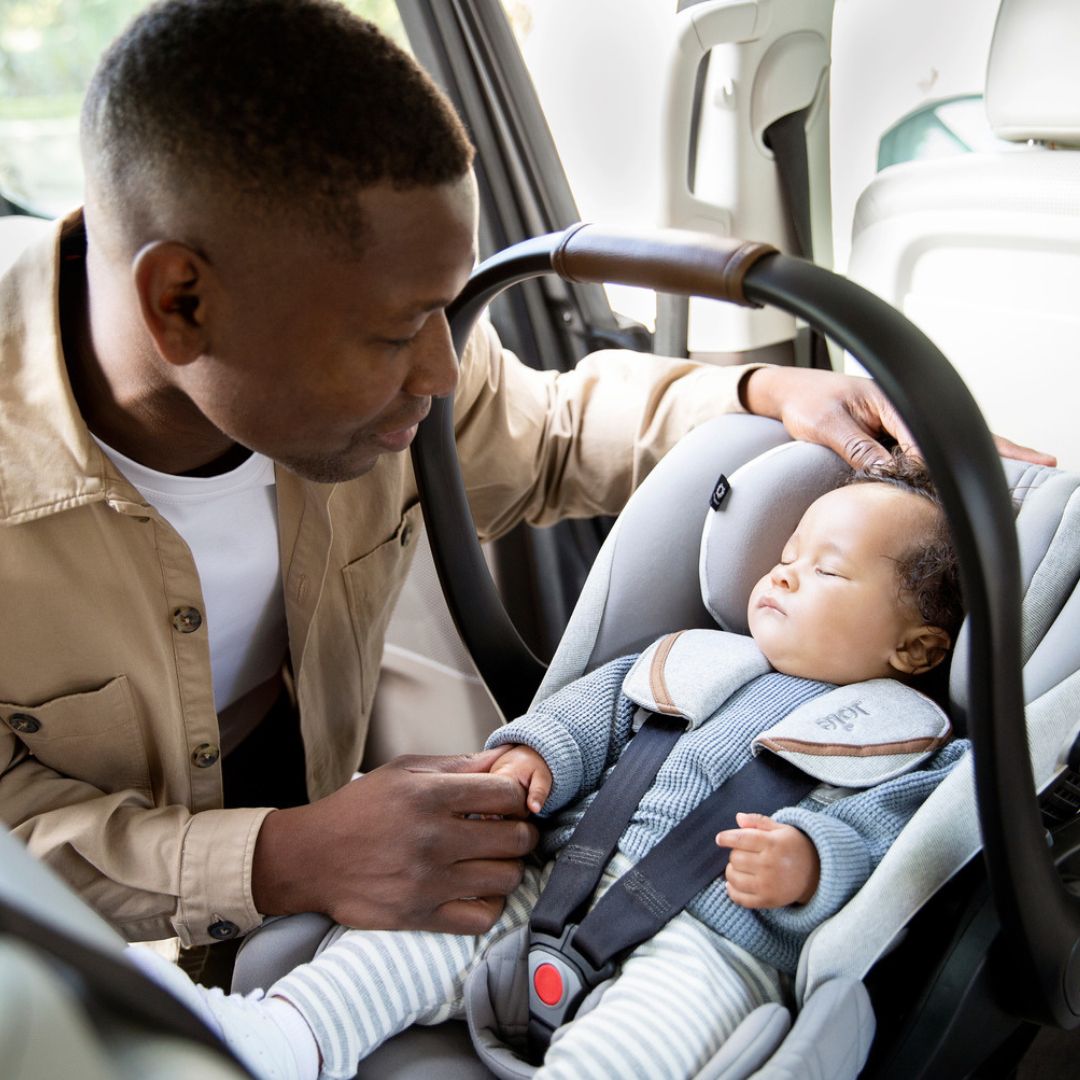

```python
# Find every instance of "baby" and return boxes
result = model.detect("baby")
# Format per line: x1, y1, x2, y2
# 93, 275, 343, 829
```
491, 456, 960, 915
143, 454, 969, 1080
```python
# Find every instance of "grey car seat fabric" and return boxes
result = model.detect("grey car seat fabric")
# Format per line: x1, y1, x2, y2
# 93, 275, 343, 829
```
230, 412, 1077, 1078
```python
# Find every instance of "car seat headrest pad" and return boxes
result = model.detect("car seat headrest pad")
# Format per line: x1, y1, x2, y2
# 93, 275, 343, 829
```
698, 441, 851, 634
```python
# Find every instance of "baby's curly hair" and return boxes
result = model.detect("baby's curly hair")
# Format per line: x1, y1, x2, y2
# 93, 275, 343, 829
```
849, 452, 964, 639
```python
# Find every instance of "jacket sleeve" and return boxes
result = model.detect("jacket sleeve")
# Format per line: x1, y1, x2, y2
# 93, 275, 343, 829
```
759, 738, 971, 935
0, 737, 271, 947
453, 321, 760, 540
484, 655, 639, 812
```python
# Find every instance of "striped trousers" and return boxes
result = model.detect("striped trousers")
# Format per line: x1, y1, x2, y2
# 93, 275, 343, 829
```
271, 856, 784, 1079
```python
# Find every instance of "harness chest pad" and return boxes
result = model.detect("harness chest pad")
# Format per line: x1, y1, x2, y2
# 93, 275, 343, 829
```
752, 678, 953, 787
621, 628, 771, 729
622, 628, 952, 787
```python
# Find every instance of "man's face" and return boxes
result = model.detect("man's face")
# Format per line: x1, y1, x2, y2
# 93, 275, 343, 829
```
747, 483, 937, 685
178, 175, 478, 482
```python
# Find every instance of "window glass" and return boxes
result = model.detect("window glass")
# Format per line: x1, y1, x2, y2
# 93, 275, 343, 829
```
501, 0, 673, 331
0, 0, 407, 216
877, 95, 1018, 172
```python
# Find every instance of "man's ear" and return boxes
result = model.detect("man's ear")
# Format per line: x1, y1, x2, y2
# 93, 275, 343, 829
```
132, 241, 213, 367
891, 626, 952, 676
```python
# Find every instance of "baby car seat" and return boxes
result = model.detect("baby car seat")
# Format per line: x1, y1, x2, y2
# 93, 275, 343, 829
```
233, 224, 1080, 1078
233, 416, 1075, 1080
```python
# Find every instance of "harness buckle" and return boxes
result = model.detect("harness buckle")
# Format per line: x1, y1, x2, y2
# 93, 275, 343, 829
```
527, 924, 617, 1060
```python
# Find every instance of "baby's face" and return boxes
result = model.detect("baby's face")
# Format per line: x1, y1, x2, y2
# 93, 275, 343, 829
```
747, 483, 937, 685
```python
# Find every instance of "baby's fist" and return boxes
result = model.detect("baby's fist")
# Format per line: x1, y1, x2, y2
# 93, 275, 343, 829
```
714, 812, 820, 909
489, 745, 553, 814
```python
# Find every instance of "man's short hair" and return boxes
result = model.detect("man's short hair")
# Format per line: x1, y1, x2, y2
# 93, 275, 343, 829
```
81, 0, 475, 252
850, 452, 964, 639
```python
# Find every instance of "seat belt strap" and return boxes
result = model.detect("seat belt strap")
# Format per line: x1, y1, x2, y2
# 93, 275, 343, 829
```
763, 108, 813, 261
527, 723, 815, 1055
529, 708, 685, 938
572, 752, 815, 968
763, 107, 831, 370
0, 897, 255, 1076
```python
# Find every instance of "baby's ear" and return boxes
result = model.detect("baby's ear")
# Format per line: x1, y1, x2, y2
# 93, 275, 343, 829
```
891, 626, 952, 676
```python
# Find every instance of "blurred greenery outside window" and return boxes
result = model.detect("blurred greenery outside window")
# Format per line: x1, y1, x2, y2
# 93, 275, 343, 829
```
0, 0, 407, 216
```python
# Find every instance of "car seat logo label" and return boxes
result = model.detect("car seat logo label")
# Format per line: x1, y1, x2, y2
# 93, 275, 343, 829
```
709, 473, 731, 510
813, 701, 870, 732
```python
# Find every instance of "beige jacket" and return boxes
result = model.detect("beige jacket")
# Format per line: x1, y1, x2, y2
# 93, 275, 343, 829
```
0, 215, 755, 945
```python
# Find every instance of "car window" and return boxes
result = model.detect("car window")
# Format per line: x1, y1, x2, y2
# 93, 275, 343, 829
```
500, 0, 671, 332
877, 95, 1018, 171
0, 0, 407, 216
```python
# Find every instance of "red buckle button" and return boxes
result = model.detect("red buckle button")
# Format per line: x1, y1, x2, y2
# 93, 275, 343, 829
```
534, 962, 564, 1006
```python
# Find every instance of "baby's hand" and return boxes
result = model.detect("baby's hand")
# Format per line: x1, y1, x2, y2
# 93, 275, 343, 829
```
714, 812, 820, 909
489, 745, 553, 814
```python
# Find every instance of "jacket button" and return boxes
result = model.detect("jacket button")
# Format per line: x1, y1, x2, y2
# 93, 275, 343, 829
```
172, 607, 203, 633
400, 522, 413, 546
191, 743, 220, 768
207, 919, 239, 941
8, 713, 41, 735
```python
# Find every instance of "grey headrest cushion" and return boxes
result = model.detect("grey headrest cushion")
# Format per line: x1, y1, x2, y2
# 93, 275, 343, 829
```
985, 0, 1080, 146
699, 441, 851, 634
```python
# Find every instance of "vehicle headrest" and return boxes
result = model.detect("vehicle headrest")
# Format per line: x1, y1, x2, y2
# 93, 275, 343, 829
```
985, 0, 1080, 147
698, 441, 850, 634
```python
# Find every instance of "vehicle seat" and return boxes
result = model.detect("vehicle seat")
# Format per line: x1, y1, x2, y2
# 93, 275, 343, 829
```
845, 0, 1080, 467
233, 411, 1077, 1079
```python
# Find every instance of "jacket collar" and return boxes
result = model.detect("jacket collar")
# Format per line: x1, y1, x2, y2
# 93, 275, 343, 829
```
0, 209, 113, 525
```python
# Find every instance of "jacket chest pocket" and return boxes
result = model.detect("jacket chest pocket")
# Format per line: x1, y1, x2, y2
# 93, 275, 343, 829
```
342, 503, 423, 716
0, 676, 151, 795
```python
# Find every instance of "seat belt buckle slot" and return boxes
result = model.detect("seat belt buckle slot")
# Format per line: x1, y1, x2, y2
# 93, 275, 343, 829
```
527, 925, 616, 1057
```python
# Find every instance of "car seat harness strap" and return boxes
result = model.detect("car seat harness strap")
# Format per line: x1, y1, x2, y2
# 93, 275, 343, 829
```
529, 707, 686, 938
526, 709, 816, 1057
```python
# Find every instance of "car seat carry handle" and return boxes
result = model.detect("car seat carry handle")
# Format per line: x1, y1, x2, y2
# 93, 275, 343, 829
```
414, 231, 777, 722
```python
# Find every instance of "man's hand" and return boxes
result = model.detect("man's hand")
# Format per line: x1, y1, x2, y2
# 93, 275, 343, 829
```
742, 366, 1056, 470
714, 812, 820, 909
251, 749, 537, 935
488, 744, 553, 814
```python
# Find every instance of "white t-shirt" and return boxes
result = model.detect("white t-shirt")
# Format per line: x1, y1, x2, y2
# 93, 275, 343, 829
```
95, 438, 288, 716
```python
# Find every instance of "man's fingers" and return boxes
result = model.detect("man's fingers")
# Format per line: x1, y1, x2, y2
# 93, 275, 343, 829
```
813, 385, 918, 470
863, 393, 917, 456
825, 413, 892, 470
441, 817, 538, 862
421, 770, 531, 817
991, 432, 1057, 467
400, 748, 512, 776
441, 855, 526, 900
427, 895, 507, 935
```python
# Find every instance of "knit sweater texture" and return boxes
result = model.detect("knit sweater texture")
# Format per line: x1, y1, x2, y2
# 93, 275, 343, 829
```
486, 654, 969, 974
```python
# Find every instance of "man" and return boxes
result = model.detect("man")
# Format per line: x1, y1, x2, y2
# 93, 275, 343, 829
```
0, 0, 1049, 957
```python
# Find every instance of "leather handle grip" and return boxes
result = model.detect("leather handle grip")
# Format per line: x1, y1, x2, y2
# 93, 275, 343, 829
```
551, 223, 778, 308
